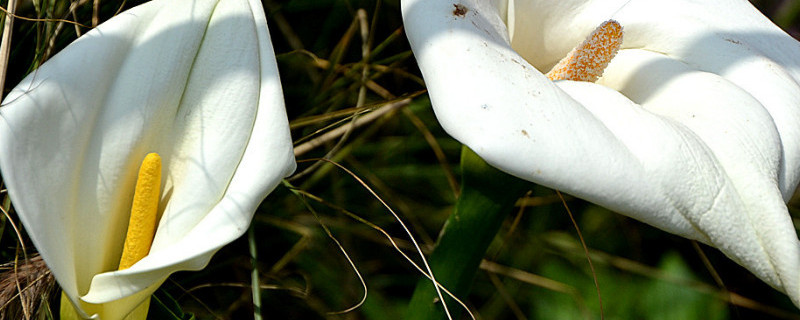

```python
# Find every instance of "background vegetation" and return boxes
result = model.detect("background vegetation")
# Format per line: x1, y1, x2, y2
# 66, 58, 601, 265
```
1, 0, 800, 319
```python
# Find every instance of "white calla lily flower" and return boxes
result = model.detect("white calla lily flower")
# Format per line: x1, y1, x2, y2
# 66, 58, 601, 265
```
403, 0, 800, 307
0, 0, 295, 318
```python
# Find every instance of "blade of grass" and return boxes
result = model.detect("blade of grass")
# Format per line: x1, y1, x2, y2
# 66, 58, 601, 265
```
0, 0, 17, 98
406, 146, 530, 320
248, 225, 263, 320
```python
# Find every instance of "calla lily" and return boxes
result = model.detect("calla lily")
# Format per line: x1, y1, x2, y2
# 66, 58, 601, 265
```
0, 0, 295, 318
403, 0, 800, 308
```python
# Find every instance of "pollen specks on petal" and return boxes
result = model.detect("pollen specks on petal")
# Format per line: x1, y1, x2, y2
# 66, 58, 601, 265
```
453, 4, 468, 17
546, 20, 623, 82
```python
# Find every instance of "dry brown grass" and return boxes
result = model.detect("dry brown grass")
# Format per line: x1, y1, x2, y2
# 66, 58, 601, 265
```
0, 255, 55, 320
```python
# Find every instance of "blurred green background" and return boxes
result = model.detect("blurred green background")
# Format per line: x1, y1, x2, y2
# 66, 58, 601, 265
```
1, 0, 800, 319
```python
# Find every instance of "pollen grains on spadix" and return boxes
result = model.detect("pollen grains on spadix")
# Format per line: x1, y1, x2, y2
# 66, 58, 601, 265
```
546, 20, 624, 83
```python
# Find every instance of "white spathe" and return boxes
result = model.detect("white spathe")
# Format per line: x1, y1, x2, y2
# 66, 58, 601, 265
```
0, 0, 296, 318
403, 0, 800, 308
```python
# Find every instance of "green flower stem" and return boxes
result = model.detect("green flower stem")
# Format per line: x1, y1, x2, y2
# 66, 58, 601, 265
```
406, 146, 530, 320
249, 225, 263, 320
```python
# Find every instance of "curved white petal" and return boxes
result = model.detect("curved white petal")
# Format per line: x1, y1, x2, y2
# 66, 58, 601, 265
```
597, 48, 800, 299
510, 0, 800, 199
0, 0, 295, 318
403, 0, 800, 307
403, 0, 697, 237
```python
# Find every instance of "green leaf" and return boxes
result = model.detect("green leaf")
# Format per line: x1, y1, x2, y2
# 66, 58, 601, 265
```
406, 146, 531, 319
148, 289, 195, 320
640, 252, 728, 320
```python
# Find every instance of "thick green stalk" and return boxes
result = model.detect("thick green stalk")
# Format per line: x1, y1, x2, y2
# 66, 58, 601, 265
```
406, 146, 530, 319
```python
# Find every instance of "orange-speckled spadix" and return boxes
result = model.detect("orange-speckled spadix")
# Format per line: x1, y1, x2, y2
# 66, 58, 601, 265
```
546, 20, 623, 82
118, 153, 161, 270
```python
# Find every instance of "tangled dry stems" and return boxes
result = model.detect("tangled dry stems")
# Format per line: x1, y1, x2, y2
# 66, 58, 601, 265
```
0, 255, 55, 320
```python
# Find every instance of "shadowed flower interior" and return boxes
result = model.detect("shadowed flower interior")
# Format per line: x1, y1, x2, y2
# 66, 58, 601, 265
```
62, 153, 163, 319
